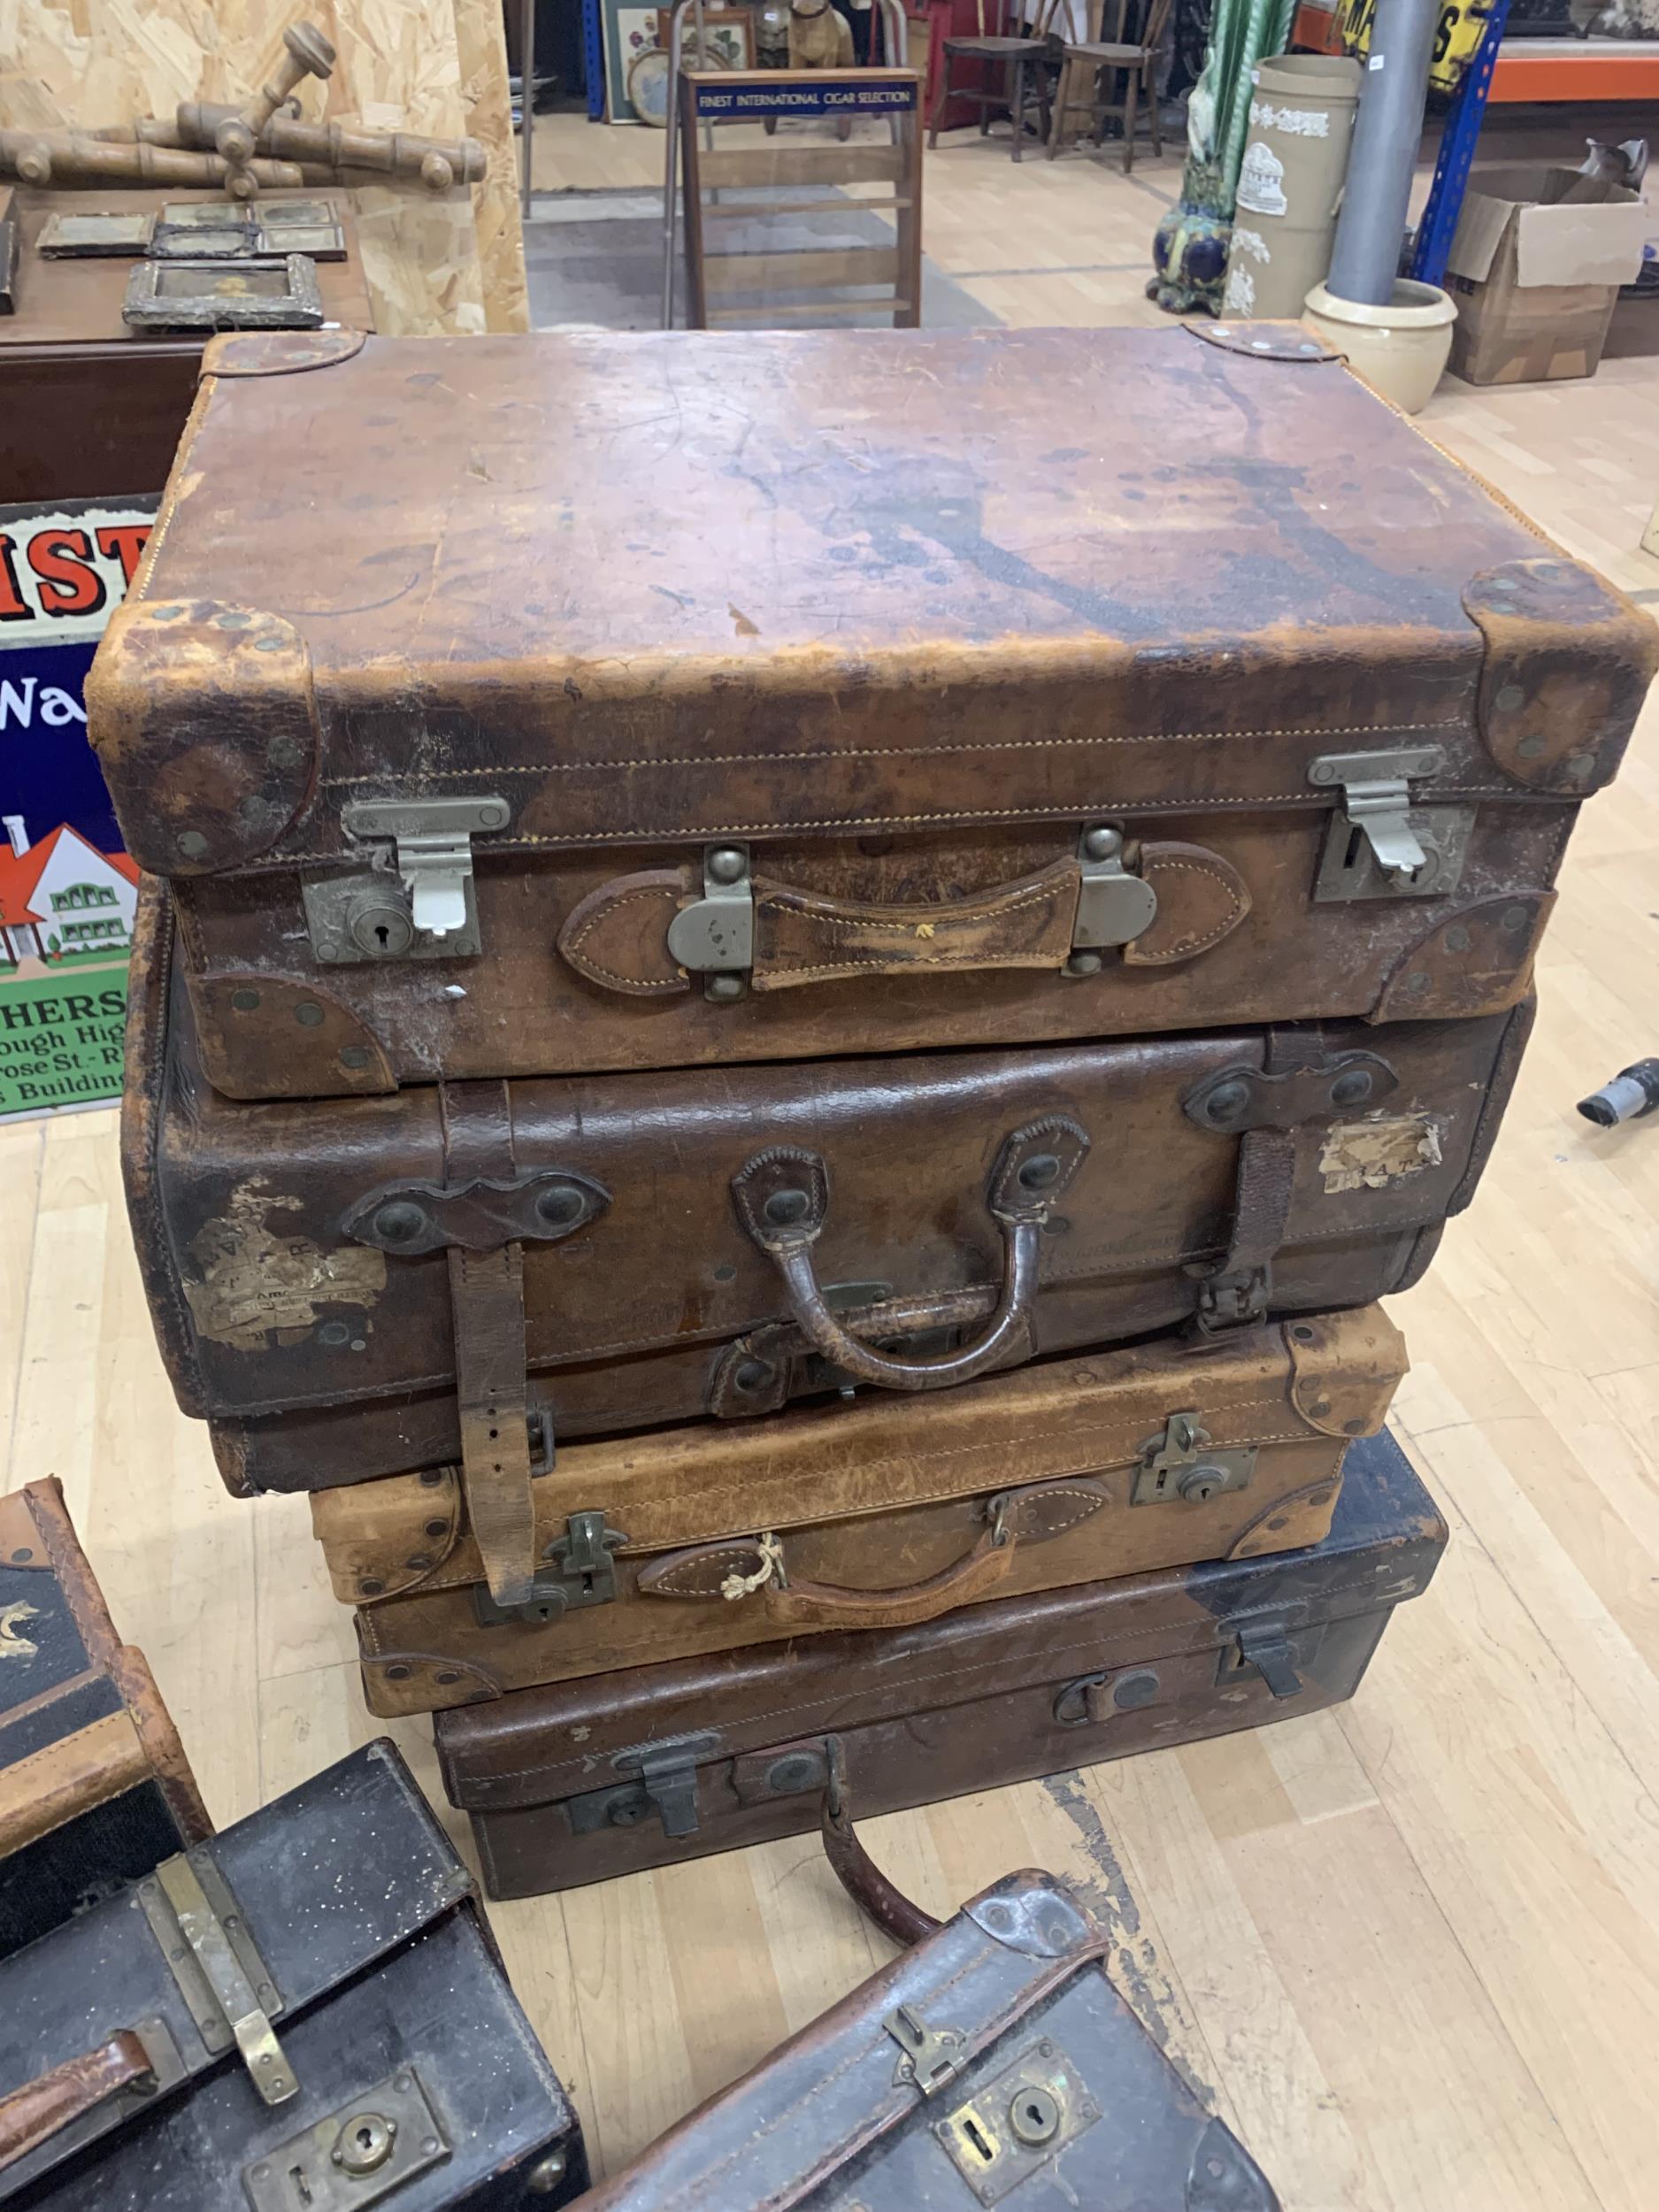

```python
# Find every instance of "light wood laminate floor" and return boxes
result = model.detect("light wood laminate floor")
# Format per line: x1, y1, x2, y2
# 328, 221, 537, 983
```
4, 111, 1657, 2211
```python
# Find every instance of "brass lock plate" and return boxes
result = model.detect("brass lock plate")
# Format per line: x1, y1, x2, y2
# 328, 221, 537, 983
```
933, 2037, 1099, 2205
243, 2069, 449, 2210
1132, 1414, 1257, 1508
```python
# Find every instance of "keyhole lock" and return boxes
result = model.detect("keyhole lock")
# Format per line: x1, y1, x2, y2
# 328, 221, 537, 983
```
1177, 1466, 1228, 1504
345, 888, 415, 959
333, 2111, 396, 2175
1008, 2085, 1061, 2146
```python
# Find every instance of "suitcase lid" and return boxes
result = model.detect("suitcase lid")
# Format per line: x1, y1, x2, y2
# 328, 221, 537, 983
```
434, 1428, 1446, 1813
311, 1309, 1405, 1606
88, 326, 1655, 882
0, 1743, 480, 2197
572, 1863, 1275, 2212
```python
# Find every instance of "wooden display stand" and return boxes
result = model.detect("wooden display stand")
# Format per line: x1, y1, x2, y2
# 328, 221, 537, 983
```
677, 68, 924, 328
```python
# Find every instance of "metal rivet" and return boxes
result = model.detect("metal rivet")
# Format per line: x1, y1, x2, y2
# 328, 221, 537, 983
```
358, 1579, 385, 1598
178, 830, 210, 859
230, 987, 261, 1011
1311, 1398, 1332, 1416
765, 1752, 822, 1793
435, 1670, 460, 1686
1329, 1068, 1372, 1108
1502, 904, 1529, 933
763, 1187, 811, 1227
217, 611, 252, 630
405, 1554, 432, 1572
1444, 926, 1471, 953
1081, 825, 1122, 862
9, 1547, 32, 1563
1064, 951, 1102, 978
706, 847, 747, 884
1291, 1324, 1316, 1342
1204, 1078, 1251, 1122
255, 634, 288, 653
384, 1663, 411, 1681
706, 973, 746, 1002
1267, 1516, 1288, 1531
1344, 1417, 1367, 1435
526, 2150, 568, 2194
537, 1187, 585, 1228
477, 803, 510, 829
1517, 733, 1547, 758
733, 1359, 774, 1394
1017, 1152, 1062, 1191
340, 1045, 372, 1070
319, 1320, 349, 1347
419, 1469, 445, 1486
1494, 681, 1525, 711
713, 1263, 737, 1283
425, 1517, 449, 1539
1566, 751, 1595, 780
373, 1200, 426, 1244
1308, 761, 1336, 784
1113, 1670, 1160, 1709
1407, 971, 1432, 994
152, 604, 185, 620
295, 1001, 325, 1027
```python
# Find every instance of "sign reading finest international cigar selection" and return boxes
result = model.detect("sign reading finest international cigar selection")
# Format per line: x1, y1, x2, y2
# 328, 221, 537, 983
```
692, 77, 918, 117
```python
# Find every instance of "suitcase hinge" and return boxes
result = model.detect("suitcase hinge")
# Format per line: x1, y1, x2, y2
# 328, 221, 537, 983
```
472, 1509, 628, 1626
1133, 1412, 1257, 1505
138, 1850, 297, 2106
565, 1731, 720, 1839
665, 844, 756, 1002
1067, 823, 1158, 972
304, 795, 511, 963
884, 2002, 970, 2097
1309, 746, 1471, 901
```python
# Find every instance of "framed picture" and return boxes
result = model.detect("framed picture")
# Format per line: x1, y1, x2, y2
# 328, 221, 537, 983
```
604, 3, 754, 120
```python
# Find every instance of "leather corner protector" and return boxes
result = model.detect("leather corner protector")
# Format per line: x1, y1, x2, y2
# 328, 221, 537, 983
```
1464, 558, 1659, 795
84, 601, 319, 876
357, 1646, 501, 1717
1285, 1308, 1408, 1438
1369, 891, 1555, 1023
1187, 319, 1341, 363
1225, 1476, 1343, 1560
188, 972, 396, 1098
557, 871, 690, 997
0, 1486, 48, 1571
204, 329, 368, 378
1124, 841, 1253, 967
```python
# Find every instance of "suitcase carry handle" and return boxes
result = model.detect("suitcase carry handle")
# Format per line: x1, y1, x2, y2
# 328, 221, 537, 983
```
0, 2032, 159, 2174
637, 1478, 1109, 1629
730, 1117, 1089, 1392
820, 1744, 942, 1948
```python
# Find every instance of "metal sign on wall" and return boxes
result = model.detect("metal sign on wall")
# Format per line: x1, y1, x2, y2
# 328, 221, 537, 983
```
0, 498, 155, 1122
692, 77, 919, 118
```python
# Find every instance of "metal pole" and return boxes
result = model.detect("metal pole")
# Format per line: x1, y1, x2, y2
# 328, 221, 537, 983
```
519, 0, 536, 219
1324, 0, 1440, 306
662, 0, 691, 326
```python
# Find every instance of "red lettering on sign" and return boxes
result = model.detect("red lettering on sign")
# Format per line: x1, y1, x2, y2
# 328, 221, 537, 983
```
26, 529, 108, 618
0, 536, 29, 622
95, 525, 152, 587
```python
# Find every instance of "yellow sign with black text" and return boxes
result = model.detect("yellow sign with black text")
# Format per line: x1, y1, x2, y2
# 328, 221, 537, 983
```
1339, 0, 1494, 95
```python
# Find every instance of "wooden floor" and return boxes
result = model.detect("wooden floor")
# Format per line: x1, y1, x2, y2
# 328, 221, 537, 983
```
7, 111, 1659, 2210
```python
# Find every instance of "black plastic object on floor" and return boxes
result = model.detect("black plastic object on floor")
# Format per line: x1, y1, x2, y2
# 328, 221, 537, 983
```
0, 1742, 586, 2209
1577, 1057, 1659, 1126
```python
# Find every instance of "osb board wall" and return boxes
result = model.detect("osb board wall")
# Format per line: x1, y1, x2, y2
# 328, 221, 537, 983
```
0, 0, 529, 336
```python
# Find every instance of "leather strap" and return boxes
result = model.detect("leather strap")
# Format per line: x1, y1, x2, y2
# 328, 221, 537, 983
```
819, 1747, 941, 1948
1196, 1028, 1318, 1332
442, 1083, 535, 1609
0, 2033, 157, 2175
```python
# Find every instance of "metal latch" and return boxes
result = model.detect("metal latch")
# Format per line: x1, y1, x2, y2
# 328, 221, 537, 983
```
1068, 825, 1158, 972
665, 845, 754, 1002
304, 795, 511, 964
565, 1731, 719, 1839
138, 1851, 296, 2105
1308, 746, 1472, 902
1132, 1413, 1258, 1507
243, 2069, 449, 2210
1219, 1617, 1325, 1698
884, 2004, 970, 2097
472, 1509, 627, 1627
934, 2038, 1100, 2205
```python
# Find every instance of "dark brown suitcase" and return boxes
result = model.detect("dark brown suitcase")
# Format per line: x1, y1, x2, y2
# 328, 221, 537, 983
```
321, 1305, 1405, 1712
124, 877, 1524, 1571
88, 324, 1652, 1103
562, 1820, 1279, 2211
437, 1427, 1444, 1901
0, 1478, 212, 1960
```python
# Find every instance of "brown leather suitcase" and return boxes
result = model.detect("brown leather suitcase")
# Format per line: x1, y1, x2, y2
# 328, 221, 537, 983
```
436, 1427, 1445, 1901
125, 879, 1521, 1577
88, 324, 1652, 1104
560, 1814, 1279, 2211
326, 1306, 1405, 1713
0, 1478, 211, 1960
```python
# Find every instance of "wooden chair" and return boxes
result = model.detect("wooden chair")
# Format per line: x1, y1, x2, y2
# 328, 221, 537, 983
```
1047, 0, 1172, 173
926, 0, 1064, 165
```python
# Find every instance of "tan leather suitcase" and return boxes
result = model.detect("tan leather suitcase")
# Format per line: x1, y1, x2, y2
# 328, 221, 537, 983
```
126, 881, 1515, 1607
88, 323, 1652, 1102
319, 1305, 1407, 1714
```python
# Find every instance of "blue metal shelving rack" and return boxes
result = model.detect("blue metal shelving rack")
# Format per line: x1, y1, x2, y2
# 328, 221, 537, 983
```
1409, 0, 1513, 287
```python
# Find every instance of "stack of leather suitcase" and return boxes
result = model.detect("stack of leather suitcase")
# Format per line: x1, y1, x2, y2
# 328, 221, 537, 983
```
96, 320, 1655, 1896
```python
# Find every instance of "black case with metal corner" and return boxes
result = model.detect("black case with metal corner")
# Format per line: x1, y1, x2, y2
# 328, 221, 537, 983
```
0, 1742, 586, 2209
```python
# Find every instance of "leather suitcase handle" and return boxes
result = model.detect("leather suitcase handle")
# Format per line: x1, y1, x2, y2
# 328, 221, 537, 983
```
0, 2032, 157, 2174
820, 1746, 941, 1947
557, 842, 1249, 995
638, 1476, 1109, 1630
730, 1116, 1088, 1392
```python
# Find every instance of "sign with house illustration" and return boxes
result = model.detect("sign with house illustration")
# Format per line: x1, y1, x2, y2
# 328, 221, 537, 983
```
0, 499, 157, 1120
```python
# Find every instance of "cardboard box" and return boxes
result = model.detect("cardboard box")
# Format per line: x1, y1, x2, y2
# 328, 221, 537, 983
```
1444, 164, 1648, 386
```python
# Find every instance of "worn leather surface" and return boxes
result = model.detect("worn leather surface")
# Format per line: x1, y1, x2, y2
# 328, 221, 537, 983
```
0, 2032, 155, 2173
86, 326, 1642, 1099
125, 890, 1525, 1494
345, 1310, 1407, 1711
